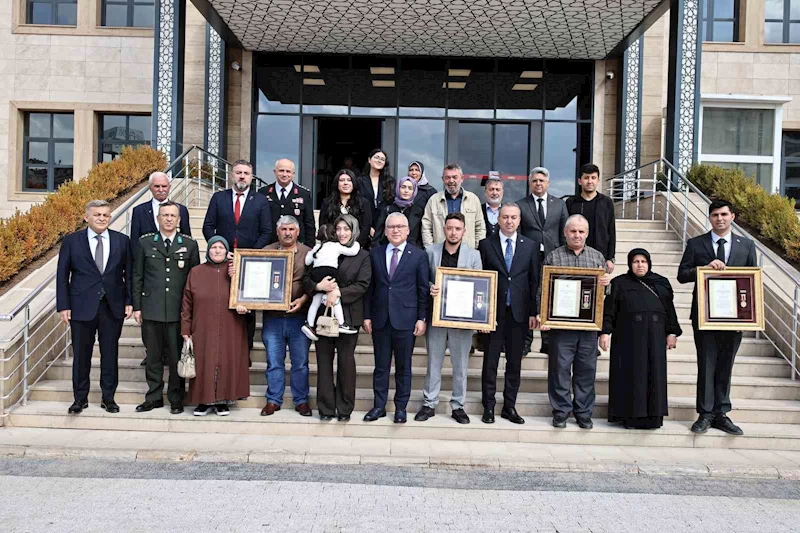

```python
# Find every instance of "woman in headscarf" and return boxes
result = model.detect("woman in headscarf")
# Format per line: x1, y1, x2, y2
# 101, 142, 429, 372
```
181, 236, 250, 416
372, 176, 425, 248
599, 248, 682, 429
408, 160, 437, 209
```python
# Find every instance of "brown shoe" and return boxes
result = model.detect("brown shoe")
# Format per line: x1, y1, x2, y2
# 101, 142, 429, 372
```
260, 403, 280, 416
295, 402, 312, 417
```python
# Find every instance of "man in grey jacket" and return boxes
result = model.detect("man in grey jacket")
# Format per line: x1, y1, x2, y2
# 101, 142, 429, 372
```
415, 213, 483, 424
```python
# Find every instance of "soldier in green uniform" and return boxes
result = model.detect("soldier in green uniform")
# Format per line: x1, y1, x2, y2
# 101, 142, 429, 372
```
258, 158, 316, 247
132, 201, 200, 414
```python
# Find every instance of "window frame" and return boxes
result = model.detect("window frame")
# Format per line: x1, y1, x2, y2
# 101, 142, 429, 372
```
100, 0, 155, 28
25, 0, 78, 26
765, 0, 800, 44
22, 112, 75, 192
98, 113, 152, 162
702, 0, 740, 43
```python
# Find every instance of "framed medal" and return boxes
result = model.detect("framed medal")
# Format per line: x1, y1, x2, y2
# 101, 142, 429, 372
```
696, 267, 764, 331
229, 249, 294, 310
431, 267, 498, 331
540, 266, 605, 331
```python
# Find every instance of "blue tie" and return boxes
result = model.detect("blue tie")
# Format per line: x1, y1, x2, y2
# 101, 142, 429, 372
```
505, 238, 513, 306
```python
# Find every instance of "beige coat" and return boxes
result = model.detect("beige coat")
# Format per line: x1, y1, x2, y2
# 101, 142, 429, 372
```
421, 189, 486, 249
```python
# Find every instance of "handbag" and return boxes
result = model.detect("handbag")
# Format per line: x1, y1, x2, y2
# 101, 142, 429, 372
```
178, 338, 196, 379
316, 305, 340, 338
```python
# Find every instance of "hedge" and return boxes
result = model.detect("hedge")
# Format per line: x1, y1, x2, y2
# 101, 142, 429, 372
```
0, 146, 166, 283
687, 164, 800, 262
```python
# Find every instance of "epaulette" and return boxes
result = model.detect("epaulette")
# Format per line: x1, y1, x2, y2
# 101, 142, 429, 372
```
296, 184, 310, 192
178, 233, 195, 241
140, 233, 155, 240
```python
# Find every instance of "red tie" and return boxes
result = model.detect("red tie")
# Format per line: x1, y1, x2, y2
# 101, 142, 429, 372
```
233, 192, 243, 248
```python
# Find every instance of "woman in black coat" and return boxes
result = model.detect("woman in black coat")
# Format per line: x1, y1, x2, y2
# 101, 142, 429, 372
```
372, 176, 424, 248
599, 248, 682, 429
358, 148, 394, 239
408, 160, 437, 210
319, 169, 372, 249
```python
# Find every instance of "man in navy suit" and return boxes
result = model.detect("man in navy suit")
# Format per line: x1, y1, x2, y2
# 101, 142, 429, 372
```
57, 200, 133, 415
678, 199, 757, 436
130, 171, 191, 366
363, 212, 429, 423
478, 203, 539, 425
203, 159, 272, 352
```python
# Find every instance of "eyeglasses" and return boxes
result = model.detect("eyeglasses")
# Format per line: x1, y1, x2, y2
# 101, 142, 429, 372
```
386, 224, 408, 231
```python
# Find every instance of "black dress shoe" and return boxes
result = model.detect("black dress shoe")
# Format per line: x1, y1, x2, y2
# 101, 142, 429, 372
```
552, 415, 567, 428
337, 414, 351, 422
68, 400, 88, 414
394, 410, 407, 423
712, 414, 744, 436
691, 414, 713, 434
501, 407, 525, 425
170, 404, 184, 414
576, 417, 593, 430
451, 409, 470, 424
135, 400, 164, 413
320, 414, 334, 421
414, 406, 436, 422
363, 407, 386, 422
101, 399, 120, 414
481, 408, 495, 424
140, 357, 147, 367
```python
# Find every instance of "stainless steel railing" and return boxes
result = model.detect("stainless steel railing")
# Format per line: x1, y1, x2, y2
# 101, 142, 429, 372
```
606, 159, 800, 380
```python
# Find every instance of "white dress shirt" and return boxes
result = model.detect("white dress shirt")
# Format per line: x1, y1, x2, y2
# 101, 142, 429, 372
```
386, 241, 408, 275
500, 231, 517, 259
151, 198, 164, 230
160, 230, 177, 245
232, 188, 248, 213
712, 231, 732, 263
88, 228, 110, 272
276, 182, 293, 200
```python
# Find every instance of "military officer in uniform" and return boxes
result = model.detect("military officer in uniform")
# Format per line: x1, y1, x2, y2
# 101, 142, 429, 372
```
258, 158, 315, 248
132, 201, 201, 414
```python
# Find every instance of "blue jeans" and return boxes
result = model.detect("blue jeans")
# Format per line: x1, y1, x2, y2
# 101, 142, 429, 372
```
262, 314, 310, 406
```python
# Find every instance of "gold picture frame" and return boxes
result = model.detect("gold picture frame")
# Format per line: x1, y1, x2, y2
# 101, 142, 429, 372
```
696, 267, 765, 331
229, 248, 294, 311
540, 266, 605, 331
431, 267, 498, 331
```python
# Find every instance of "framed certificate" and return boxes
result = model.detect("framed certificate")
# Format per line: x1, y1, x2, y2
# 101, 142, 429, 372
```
540, 266, 605, 331
431, 267, 497, 331
229, 249, 294, 311
697, 267, 764, 331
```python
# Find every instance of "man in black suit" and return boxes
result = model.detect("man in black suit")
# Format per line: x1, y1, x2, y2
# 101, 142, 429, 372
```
203, 159, 272, 352
56, 200, 133, 415
363, 212, 429, 424
478, 203, 539, 425
257, 158, 315, 247
517, 167, 569, 355
678, 199, 757, 436
130, 171, 191, 366
481, 176, 503, 239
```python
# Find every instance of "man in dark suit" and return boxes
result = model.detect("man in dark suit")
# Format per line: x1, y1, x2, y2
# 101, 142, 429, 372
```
517, 167, 569, 355
478, 203, 539, 425
363, 212, 429, 424
481, 176, 504, 239
57, 200, 133, 415
678, 199, 757, 436
130, 171, 191, 367
257, 158, 315, 247
203, 159, 272, 352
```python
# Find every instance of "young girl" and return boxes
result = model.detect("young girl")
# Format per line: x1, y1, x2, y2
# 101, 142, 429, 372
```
302, 224, 361, 341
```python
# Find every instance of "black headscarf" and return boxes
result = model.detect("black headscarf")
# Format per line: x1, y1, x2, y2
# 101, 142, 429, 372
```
626, 248, 673, 310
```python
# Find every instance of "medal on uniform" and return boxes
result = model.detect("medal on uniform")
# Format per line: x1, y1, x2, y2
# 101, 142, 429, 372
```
740, 290, 747, 308
476, 292, 484, 310
178, 260, 185, 268
273, 272, 280, 289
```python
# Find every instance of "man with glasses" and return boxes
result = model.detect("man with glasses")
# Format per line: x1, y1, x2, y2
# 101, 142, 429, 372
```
422, 163, 486, 249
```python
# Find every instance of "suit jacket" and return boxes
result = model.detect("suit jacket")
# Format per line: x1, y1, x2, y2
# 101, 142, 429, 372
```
303, 249, 372, 327
258, 181, 315, 247
517, 194, 568, 257
677, 231, 758, 322
130, 201, 192, 253
358, 175, 392, 232
202, 189, 272, 249
479, 233, 539, 323
482, 203, 500, 239
56, 229, 132, 322
364, 243, 429, 330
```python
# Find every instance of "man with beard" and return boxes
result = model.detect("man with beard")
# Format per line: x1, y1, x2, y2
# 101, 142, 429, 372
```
422, 163, 486, 249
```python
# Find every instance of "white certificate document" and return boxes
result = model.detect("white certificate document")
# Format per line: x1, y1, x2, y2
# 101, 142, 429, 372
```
242, 261, 272, 299
552, 279, 580, 318
708, 279, 737, 319
445, 280, 475, 319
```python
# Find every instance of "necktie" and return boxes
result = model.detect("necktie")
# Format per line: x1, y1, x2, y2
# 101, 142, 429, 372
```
280, 188, 287, 202
234, 193, 243, 224
716, 238, 727, 263
537, 198, 545, 226
95, 235, 104, 273
164, 238, 171, 253
505, 238, 513, 306
389, 247, 400, 280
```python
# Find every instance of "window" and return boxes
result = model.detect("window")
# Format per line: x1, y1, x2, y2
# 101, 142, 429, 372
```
102, 0, 154, 27
765, 0, 800, 43
23, 113, 74, 192
26, 0, 77, 25
702, 0, 739, 42
782, 132, 800, 207
99, 114, 151, 162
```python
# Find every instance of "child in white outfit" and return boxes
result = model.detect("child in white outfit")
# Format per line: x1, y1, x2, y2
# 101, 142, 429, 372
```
302, 224, 361, 341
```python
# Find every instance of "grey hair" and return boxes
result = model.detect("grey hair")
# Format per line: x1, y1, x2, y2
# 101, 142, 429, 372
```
334, 214, 360, 247
530, 167, 550, 179
499, 202, 521, 215
386, 212, 409, 227
276, 215, 299, 229
85, 199, 110, 212
565, 214, 589, 230
148, 171, 169, 184
485, 178, 504, 188
273, 159, 295, 170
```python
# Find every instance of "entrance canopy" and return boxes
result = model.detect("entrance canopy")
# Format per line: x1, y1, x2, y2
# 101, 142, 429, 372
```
208, 0, 665, 59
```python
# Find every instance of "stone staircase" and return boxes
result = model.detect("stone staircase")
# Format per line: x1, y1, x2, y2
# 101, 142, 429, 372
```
7, 213, 800, 450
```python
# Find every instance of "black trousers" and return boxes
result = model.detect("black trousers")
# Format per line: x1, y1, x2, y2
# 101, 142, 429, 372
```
141, 320, 184, 406
70, 299, 123, 402
482, 306, 526, 410
372, 326, 415, 410
246, 312, 256, 351
315, 334, 358, 416
693, 328, 742, 415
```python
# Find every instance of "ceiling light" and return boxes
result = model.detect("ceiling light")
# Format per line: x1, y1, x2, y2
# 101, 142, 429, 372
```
512, 83, 538, 91
448, 69, 471, 77
443, 81, 466, 89
372, 80, 395, 88
520, 71, 543, 79
294, 65, 320, 73
370, 67, 395, 75
303, 78, 325, 86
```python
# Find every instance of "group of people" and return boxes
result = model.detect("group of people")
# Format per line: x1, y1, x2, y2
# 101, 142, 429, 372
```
55, 150, 755, 436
